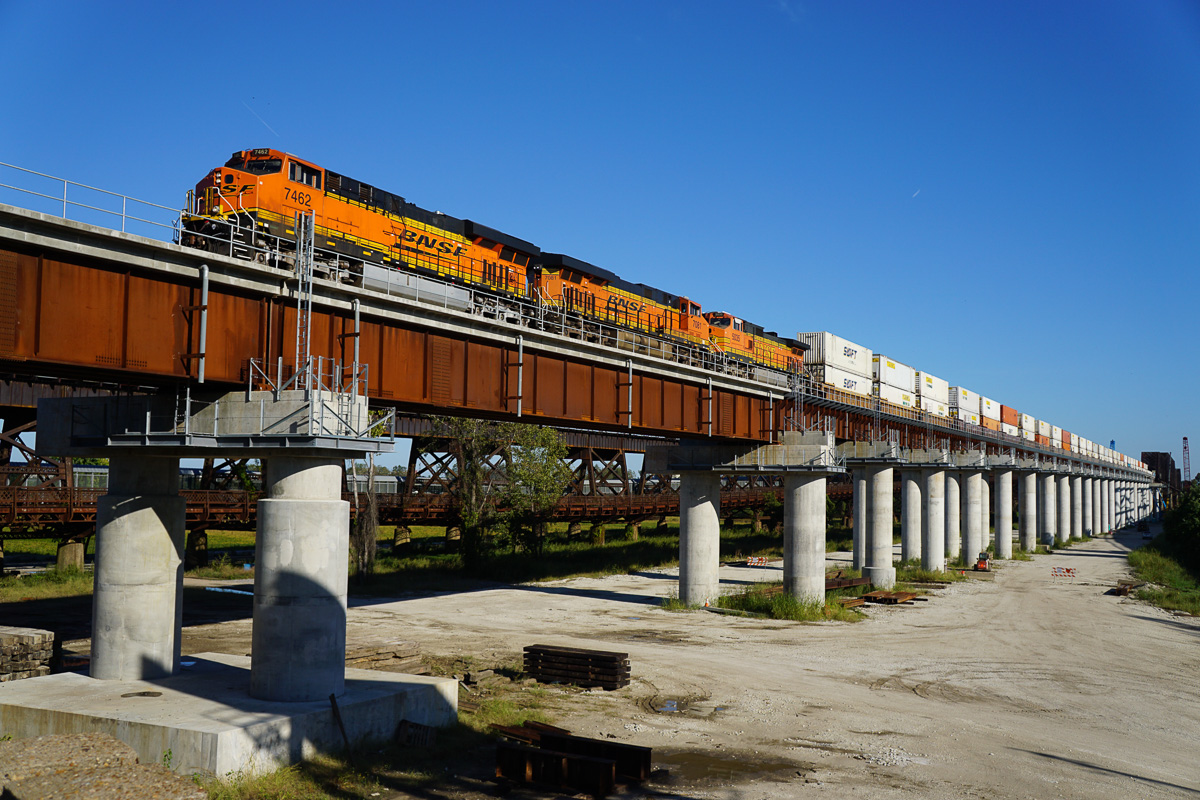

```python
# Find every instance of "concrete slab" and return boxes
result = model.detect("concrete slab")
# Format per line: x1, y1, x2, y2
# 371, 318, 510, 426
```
0, 653, 456, 777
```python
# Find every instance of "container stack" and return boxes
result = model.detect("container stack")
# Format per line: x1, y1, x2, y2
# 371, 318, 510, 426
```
871, 355, 916, 408
795, 332, 873, 397
1051, 425, 1064, 449
999, 405, 1019, 437
1036, 419, 1051, 446
980, 396, 1001, 432
950, 386, 981, 426
1020, 413, 1036, 442
915, 371, 950, 417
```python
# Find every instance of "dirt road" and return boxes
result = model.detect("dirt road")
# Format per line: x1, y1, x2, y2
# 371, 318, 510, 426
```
181, 528, 1200, 798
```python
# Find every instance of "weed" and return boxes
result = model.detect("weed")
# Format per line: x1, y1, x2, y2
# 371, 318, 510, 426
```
1129, 538, 1200, 616
895, 565, 967, 583
0, 567, 93, 603
716, 583, 863, 622
661, 593, 696, 611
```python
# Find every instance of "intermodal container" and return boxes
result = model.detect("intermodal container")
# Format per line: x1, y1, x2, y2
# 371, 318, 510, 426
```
795, 332, 872, 377
1020, 429, 1035, 442
1020, 412, 1035, 430
982, 416, 1002, 432
1037, 420, 1050, 437
1002, 422, 1019, 437
1035, 434, 1051, 446
1061, 430, 1072, 451
921, 398, 949, 417
872, 355, 916, 392
1051, 425, 1063, 440
915, 371, 950, 404
812, 363, 873, 397
955, 408, 981, 426
980, 396, 1001, 421
950, 386, 981, 414
1070, 432, 1079, 449
1000, 405, 1020, 427
873, 381, 915, 408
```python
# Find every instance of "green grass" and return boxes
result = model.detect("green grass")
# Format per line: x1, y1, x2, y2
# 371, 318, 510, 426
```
1129, 536, 1200, 616
895, 564, 967, 583
0, 567, 93, 602
715, 581, 864, 622
187, 555, 254, 580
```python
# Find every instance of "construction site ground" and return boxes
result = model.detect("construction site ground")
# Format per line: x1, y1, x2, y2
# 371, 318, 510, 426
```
14, 524, 1200, 799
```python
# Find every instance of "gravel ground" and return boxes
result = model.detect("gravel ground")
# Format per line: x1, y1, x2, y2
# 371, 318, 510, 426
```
178, 524, 1200, 799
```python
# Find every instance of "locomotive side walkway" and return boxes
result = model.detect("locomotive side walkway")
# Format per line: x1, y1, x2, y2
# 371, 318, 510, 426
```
180, 525, 1199, 799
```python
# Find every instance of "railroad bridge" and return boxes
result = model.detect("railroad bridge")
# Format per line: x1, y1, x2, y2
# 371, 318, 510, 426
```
0, 182, 1156, 770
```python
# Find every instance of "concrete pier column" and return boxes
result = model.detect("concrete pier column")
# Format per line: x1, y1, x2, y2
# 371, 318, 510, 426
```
1082, 477, 1094, 537
1092, 477, 1102, 534
91, 456, 185, 681
981, 476, 992, 548
251, 456, 350, 702
1040, 473, 1057, 545
1056, 474, 1071, 545
1071, 475, 1083, 539
945, 471, 961, 564
962, 471, 983, 565
922, 469, 945, 572
1106, 479, 1115, 532
1019, 471, 1037, 552
901, 470, 922, 563
677, 471, 722, 607
1100, 479, 1110, 533
993, 470, 1013, 559
864, 465, 896, 589
852, 469, 867, 571
783, 473, 826, 604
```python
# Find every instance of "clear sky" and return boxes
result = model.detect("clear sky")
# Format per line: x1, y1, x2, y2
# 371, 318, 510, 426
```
1, 1, 1197, 470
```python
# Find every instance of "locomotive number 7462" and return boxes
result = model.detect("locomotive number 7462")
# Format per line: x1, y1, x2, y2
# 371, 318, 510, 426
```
284, 188, 312, 207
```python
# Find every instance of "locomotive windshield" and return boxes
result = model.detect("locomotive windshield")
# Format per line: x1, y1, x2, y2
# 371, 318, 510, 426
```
224, 154, 282, 175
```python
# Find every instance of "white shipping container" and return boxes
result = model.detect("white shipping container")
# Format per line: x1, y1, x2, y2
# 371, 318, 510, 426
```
873, 381, 915, 408
955, 408, 981, 426
1051, 425, 1062, 440
1020, 413, 1035, 430
1070, 433, 1079, 448
1002, 422, 1019, 436
915, 371, 950, 404
795, 332, 872, 377
872, 355, 916, 392
1020, 429, 1035, 442
950, 386, 981, 414
812, 363, 873, 397
980, 395, 1000, 421
1037, 420, 1051, 437
921, 398, 949, 417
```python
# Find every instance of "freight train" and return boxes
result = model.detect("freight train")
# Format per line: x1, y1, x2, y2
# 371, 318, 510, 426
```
178, 148, 1143, 468
180, 148, 804, 376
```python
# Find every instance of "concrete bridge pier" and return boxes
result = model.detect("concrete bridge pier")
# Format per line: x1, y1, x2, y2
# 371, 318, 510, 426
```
945, 471, 961, 565
782, 472, 828, 604
865, 465, 896, 589
1056, 473, 1071, 546
91, 456, 186, 681
852, 468, 867, 571
980, 475, 991, 549
1040, 473, 1057, 546
1105, 479, 1115, 532
1019, 471, 1038, 552
901, 470, 922, 563
921, 469, 945, 572
251, 456, 351, 702
1071, 475, 1083, 540
993, 469, 1013, 559
1083, 476, 1094, 537
678, 471, 722, 606
962, 470, 983, 565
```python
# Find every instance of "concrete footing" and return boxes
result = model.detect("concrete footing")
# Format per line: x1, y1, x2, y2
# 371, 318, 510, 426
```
91, 457, 185, 681
0, 653, 456, 777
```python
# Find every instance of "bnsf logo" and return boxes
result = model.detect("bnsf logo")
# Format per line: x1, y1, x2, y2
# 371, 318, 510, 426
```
843, 346, 857, 358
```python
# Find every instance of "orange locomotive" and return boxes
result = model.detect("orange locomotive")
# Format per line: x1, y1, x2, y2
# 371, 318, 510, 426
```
182, 148, 805, 374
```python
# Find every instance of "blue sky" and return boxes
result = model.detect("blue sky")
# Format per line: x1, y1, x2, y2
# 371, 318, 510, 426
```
1, 1, 1197, 470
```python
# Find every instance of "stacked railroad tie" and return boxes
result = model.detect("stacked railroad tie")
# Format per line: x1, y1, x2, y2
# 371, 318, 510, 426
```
0, 627, 54, 682
344, 641, 427, 675
523, 644, 630, 690
492, 720, 652, 799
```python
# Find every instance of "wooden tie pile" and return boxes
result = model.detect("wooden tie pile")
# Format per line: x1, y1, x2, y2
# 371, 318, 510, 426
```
523, 644, 630, 690
344, 641, 426, 675
862, 590, 922, 605
0, 626, 54, 682
493, 720, 652, 799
